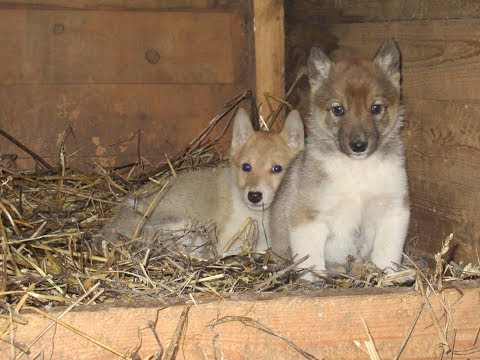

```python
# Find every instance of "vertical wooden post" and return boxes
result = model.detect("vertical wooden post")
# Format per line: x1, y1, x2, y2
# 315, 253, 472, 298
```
253, 0, 285, 120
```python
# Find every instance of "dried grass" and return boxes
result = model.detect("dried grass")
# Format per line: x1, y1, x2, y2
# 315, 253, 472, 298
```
0, 86, 479, 358
1, 90, 479, 311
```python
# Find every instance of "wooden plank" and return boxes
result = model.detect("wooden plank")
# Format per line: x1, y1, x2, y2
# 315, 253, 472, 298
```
286, 0, 480, 24
0, 84, 241, 169
286, 19, 480, 103
0, 0, 244, 11
0, 10, 238, 84
253, 0, 284, 118
405, 99, 480, 262
2, 287, 479, 359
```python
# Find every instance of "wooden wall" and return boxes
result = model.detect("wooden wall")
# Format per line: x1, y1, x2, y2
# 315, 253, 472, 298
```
285, 0, 480, 262
0, 0, 253, 170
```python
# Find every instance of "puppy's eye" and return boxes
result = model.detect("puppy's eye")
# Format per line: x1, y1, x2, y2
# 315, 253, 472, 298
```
242, 163, 251, 172
371, 104, 384, 115
331, 105, 345, 117
272, 164, 282, 173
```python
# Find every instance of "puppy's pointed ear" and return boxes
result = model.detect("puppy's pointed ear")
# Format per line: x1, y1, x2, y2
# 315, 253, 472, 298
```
280, 110, 304, 152
307, 47, 332, 88
231, 107, 254, 154
374, 39, 401, 88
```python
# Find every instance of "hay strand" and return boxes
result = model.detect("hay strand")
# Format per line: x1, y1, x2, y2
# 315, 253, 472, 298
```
163, 306, 191, 360
209, 315, 319, 360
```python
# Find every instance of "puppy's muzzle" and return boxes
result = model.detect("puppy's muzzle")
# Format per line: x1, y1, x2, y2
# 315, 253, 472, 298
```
349, 139, 368, 153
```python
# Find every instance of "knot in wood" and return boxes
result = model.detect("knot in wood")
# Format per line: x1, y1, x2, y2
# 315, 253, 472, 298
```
145, 49, 160, 64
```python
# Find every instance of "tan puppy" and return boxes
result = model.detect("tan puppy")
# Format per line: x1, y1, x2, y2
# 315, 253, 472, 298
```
270, 40, 410, 279
100, 108, 304, 257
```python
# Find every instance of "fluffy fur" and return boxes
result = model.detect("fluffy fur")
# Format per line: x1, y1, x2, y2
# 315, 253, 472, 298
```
100, 107, 304, 257
269, 40, 410, 280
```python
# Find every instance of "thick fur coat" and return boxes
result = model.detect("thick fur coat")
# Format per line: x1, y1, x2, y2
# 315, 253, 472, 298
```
269, 40, 410, 279
100, 108, 304, 257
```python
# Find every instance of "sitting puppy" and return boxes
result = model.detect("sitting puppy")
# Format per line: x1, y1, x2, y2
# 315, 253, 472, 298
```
270, 40, 410, 279
100, 107, 304, 257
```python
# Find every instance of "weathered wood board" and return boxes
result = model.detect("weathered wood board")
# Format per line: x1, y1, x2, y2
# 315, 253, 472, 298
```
2, 287, 479, 359
287, 19, 480, 105
406, 100, 480, 260
286, 0, 480, 23
0, 0, 243, 11
0, 10, 237, 84
285, 1, 480, 263
0, 6, 251, 169
0, 84, 236, 169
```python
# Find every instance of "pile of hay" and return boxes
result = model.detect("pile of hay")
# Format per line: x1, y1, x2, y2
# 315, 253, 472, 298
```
0, 90, 479, 314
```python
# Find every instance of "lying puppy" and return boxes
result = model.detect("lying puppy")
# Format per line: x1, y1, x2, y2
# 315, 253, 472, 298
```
100, 107, 304, 257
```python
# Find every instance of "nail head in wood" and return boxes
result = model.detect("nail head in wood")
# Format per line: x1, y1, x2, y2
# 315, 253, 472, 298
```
53, 23, 64, 35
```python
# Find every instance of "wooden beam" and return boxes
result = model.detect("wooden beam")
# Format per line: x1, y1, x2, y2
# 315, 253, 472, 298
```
253, 0, 284, 119
0, 0, 243, 11
2, 286, 479, 359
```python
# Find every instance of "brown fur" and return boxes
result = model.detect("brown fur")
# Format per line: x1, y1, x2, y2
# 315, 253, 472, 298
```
231, 131, 300, 206
310, 58, 402, 158
269, 40, 410, 278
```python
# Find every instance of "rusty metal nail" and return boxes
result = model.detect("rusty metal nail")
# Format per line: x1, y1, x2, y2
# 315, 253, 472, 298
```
145, 49, 160, 64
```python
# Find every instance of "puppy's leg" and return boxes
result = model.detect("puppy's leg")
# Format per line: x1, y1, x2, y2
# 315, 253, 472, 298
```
269, 204, 293, 259
370, 204, 410, 272
290, 221, 329, 281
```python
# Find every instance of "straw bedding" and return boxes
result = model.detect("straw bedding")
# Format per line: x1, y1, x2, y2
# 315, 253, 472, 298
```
0, 90, 478, 315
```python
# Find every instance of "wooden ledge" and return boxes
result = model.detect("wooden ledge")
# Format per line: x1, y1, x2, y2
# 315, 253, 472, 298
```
2, 285, 479, 359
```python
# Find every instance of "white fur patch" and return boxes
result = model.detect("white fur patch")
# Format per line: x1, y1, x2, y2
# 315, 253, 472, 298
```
290, 151, 409, 272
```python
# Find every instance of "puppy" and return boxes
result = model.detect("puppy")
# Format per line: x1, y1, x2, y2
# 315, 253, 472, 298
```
269, 40, 410, 279
100, 107, 304, 257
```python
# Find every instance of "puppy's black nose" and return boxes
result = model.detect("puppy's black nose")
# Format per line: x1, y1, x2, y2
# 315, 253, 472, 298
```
349, 140, 368, 153
248, 191, 263, 204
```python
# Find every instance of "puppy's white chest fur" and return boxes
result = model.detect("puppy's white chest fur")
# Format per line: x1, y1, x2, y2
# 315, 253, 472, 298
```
291, 152, 409, 271
318, 153, 406, 212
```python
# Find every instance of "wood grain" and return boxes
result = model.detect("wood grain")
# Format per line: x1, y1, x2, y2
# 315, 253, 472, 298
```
405, 99, 480, 261
287, 19, 480, 103
0, 10, 238, 84
253, 0, 285, 118
286, 0, 480, 24
0, 0, 244, 11
2, 287, 479, 359
0, 84, 240, 169
0, 6, 251, 169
